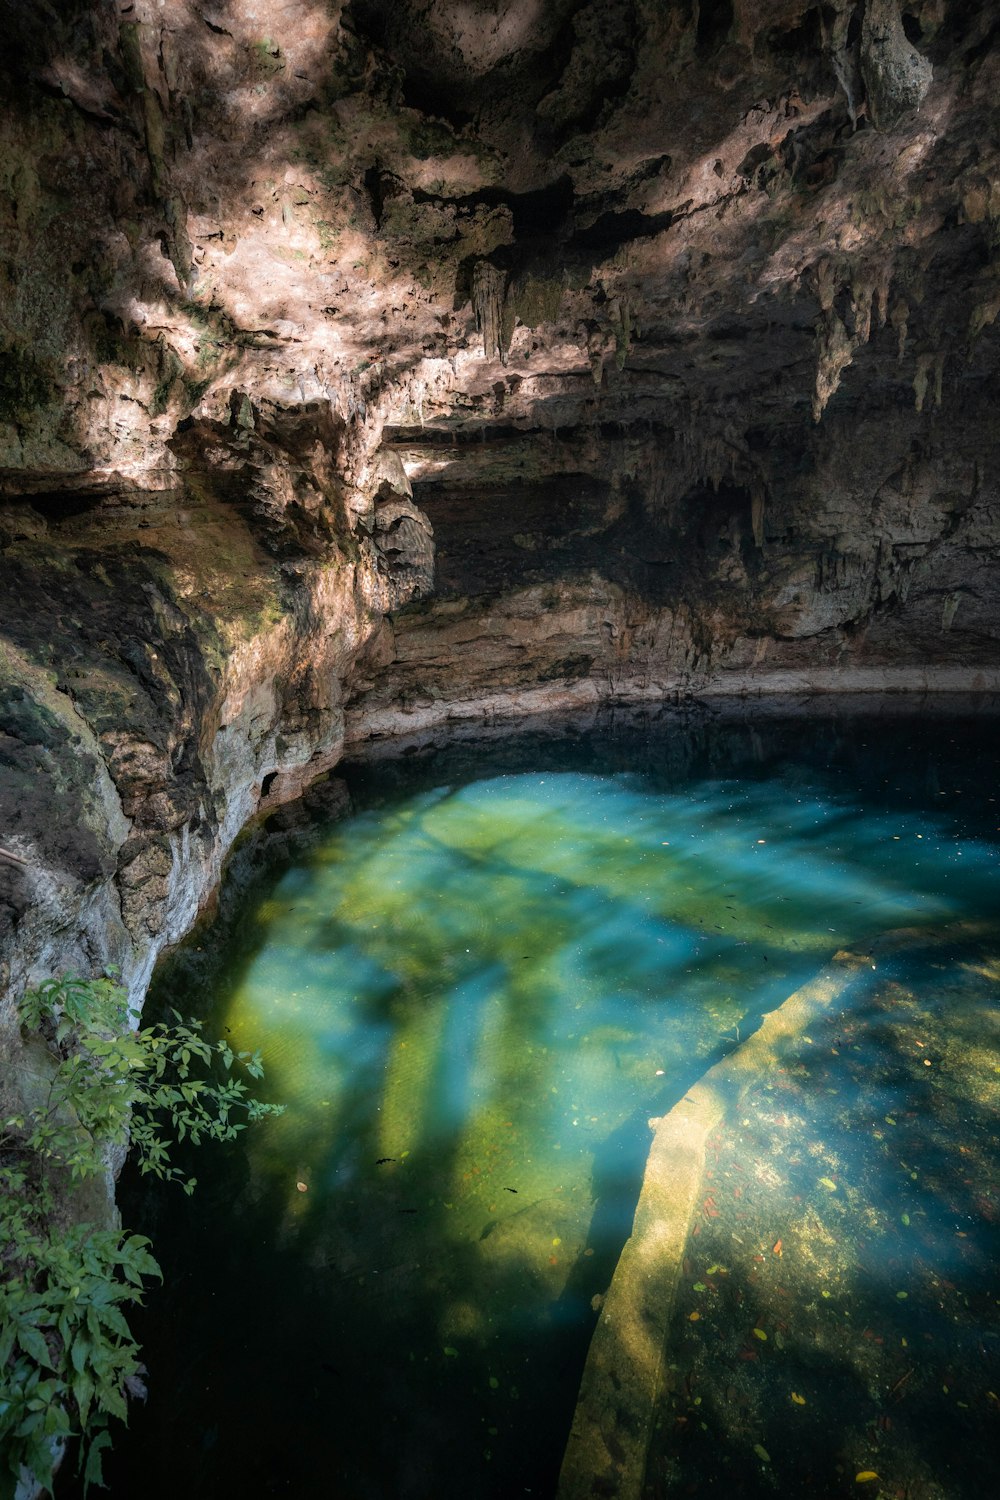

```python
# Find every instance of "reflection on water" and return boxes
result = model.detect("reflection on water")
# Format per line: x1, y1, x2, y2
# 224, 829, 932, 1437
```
83, 706, 1000, 1500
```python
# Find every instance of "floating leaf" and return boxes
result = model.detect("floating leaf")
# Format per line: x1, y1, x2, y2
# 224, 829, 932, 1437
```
896, 1291, 908, 1300
752, 1328, 768, 1341
488, 1376, 499, 1389
753, 1444, 771, 1463
855, 1473, 879, 1484
689, 1311, 701, 1321
443, 1346, 458, 1357
819, 1177, 837, 1192
791, 1392, 806, 1405
901, 1214, 910, 1226
693, 1282, 707, 1293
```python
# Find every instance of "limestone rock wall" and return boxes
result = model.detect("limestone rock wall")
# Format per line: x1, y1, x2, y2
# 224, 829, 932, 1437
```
346, 398, 1000, 738
0, 406, 434, 1015
3, 0, 1000, 1005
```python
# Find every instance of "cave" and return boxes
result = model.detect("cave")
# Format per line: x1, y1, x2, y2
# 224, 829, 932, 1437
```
1, 2, 999, 1498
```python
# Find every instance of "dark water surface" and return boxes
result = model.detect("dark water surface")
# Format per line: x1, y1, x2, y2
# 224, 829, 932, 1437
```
69, 703, 1000, 1500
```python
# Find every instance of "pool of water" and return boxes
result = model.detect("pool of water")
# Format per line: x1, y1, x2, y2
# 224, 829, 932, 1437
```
74, 704, 1000, 1500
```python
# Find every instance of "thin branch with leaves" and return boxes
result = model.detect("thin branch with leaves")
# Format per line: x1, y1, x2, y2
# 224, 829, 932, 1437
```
1, 974, 283, 1498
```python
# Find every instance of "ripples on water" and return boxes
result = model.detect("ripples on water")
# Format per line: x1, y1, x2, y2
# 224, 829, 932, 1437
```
81, 706, 1000, 1500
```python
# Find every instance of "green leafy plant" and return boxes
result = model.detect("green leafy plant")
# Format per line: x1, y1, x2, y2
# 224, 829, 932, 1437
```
1, 974, 283, 1497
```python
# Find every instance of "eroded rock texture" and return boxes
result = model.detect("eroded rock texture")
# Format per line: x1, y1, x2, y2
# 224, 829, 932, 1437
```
2, 0, 1000, 999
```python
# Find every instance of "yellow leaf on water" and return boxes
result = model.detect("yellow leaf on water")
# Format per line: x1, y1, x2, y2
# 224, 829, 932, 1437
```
753, 1444, 771, 1463
855, 1473, 879, 1484
752, 1328, 768, 1341
689, 1310, 701, 1321
791, 1392, 806, 1405
819, 1177, 837, 1191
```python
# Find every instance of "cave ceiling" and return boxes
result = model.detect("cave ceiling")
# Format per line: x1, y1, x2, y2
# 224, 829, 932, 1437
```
1, 0, 998, 487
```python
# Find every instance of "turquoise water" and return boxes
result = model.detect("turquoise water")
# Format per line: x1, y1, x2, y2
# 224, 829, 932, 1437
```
78, 707, 1000, 1500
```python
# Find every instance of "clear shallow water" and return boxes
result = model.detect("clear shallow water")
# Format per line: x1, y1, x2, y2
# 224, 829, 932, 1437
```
75, 706, 1000, 1500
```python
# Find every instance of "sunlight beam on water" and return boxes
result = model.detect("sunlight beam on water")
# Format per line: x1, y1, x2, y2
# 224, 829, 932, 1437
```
98, 713, 1000, 1500
219, 766, 998, 1242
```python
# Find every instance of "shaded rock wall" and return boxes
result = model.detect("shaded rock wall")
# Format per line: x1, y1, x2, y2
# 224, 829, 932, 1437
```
0, 416, 432, 1010
346, 397, 1000, 737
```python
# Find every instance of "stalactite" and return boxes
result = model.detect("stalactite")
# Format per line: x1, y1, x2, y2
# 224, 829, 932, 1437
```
969, 289, 1000, 344
815, 257, 837, 313
751, 480, 766, 549
472, 261, 508, 364
821, 1, 865, 126
891, 298, 910, 361
914, 351, 946, 411
612, 298, 633, 371
874, 258, 893, 331
851, 280, 874, 346
813, 311, 854, 422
